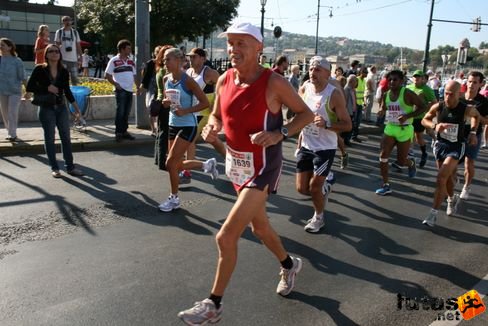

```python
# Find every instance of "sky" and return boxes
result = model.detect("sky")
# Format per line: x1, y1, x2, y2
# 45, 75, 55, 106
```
38, 0, 487, 50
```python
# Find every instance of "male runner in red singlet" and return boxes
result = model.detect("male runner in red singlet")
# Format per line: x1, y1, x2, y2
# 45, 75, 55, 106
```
177, 22, 314, 325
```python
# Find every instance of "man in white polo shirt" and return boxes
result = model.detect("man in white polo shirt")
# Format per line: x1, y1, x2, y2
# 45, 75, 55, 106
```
105, 39, 137, 142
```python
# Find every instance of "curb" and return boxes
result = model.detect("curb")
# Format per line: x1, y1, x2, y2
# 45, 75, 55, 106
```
1, 124, 384, 156
1, 136, 156, 156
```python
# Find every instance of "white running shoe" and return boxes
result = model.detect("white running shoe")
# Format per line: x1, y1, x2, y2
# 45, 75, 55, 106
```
446, 195, 459, 216
204, 158, 219, 181
460, 186, 470, 200
158, 195, 180, 212
422, 210, 438, 227
178, 298, 222, 325
276, 256, 302, 296
304, 215, 325, 233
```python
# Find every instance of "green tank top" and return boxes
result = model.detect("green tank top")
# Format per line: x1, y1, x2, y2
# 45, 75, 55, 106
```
385, 87, 414, 125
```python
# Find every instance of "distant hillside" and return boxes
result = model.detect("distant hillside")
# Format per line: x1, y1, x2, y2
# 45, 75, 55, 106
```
209, 28, 424, 63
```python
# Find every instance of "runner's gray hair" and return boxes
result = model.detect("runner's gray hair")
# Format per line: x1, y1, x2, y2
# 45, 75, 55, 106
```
165, 48, 185, 60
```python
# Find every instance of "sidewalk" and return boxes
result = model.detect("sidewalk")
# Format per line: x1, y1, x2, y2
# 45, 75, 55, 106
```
0, 118, 383, 156
0, 119, 155, 155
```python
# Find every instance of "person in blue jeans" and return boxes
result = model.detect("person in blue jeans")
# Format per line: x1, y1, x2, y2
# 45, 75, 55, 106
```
26, 44, 83, 178
105, 39, 138, 142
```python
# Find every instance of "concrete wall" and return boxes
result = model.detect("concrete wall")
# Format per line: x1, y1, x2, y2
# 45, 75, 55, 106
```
18, 95, 136, 122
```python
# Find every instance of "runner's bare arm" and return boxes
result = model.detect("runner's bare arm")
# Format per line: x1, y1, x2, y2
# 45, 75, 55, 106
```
421, 103, 439, 130
466, 105, 480, 145
378, 92, 387, 117
298, 83, 306, 97
328, 90, 352, 133
466, 105, 480, 131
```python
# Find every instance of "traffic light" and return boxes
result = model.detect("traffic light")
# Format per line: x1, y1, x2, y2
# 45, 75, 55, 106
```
471, 17, 481, 32
273, 26, 282, 38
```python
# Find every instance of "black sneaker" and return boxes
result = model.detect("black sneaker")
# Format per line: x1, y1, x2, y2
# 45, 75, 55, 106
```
122, 132, 135, 140
115, 133, 123, 142
419, 152, 428, 168
352, 137, 363, 143
67, 167, 84, 177
408, 158, 417, 178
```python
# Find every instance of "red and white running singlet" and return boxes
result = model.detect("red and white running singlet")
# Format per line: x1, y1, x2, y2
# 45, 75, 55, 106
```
219, 68, 283, 193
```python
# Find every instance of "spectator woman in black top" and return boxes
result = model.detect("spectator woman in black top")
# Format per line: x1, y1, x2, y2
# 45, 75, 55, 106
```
153, 45, 174, 170
26, 44, 84, 178
138, 45, 162, 136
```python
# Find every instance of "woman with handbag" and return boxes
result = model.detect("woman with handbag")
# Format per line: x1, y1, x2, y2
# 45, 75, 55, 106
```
26, 44, 84, 178
0, 38, 29, 141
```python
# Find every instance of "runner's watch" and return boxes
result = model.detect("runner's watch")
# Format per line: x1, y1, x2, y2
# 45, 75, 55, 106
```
280, 126, 288, 140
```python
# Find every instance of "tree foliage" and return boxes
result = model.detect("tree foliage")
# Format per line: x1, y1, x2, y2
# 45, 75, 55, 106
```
428, 45, 456, 69
77, 0, 239, 52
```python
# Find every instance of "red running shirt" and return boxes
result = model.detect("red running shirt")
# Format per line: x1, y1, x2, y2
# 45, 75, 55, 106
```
219, 68, 283, 193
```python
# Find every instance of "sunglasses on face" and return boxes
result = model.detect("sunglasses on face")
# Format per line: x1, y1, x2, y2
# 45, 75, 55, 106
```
47, 49, 60, 53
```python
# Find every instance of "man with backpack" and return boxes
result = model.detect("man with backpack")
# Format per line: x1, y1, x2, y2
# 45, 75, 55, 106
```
54, 16, 82, 85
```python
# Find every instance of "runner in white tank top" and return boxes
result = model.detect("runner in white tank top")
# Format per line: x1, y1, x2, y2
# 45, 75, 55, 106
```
296, 56, 352, 233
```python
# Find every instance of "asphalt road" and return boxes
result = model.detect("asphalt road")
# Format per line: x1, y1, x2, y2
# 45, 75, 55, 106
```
1, 136, 487, 326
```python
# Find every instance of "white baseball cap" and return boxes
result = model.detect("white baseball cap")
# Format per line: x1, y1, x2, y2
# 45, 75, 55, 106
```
218, 22, 263, 43
309, 56, 331, 71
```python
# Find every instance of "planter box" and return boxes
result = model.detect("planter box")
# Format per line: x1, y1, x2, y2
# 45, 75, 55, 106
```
18, 94, 137, 122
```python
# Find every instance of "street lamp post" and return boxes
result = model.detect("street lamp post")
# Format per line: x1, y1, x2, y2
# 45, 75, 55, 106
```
422, 0, 435, 72
315, 0, 320, 55
135, 0, 150, 129
260, 0, 267, 40
314, 1, 333, 55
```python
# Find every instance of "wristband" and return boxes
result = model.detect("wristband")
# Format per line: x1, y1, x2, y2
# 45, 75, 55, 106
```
470, 131, 476, 135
